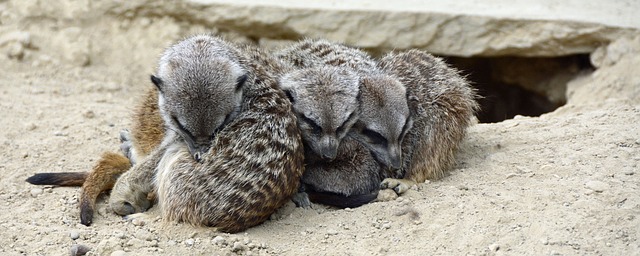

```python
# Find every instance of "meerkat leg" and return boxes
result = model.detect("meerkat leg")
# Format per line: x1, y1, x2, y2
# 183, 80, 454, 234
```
380, 178, 417, 195
109, 145, 164, 216
79, 152, 131, 226
291, 184, 312, 208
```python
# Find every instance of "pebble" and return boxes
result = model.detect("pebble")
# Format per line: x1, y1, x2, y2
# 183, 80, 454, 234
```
622, 167, 635, 175
70, 244, 91, 256
30, 188, 43, 197
377, 189, 398, 201
506, 173, 518, 179
134, 230, 153, 241
83, 110, 96, 119
212, 236, 226, 246
110, 250, 127, 256
585, 180, 609, 192
131, 218, 145, 226
184, 238, 195, 246
381, 223, 391, 229
69, 230, 80, 240
232, 241, 247, 252
326, 230, 338, 236
489, 243, 500, 252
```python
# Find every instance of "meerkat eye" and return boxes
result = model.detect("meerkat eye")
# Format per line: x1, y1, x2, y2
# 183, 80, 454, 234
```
362, 128, 387, 146
336, 111, 356, 135
299, 114, 322, 135
213, 113, 233, 137
172, 116, 195, 139
398, 117, 412, 142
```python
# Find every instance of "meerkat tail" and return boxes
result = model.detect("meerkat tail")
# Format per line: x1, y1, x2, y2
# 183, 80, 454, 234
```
26, 172, 89, 186
80, 152, 131, 226
307, 190, 379, 208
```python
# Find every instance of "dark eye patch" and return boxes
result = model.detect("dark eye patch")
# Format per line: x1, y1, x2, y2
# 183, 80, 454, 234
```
398, 117, 412, 142
236, 74, 248, 91
172, 116, 195, 140
362, 128, 387, 146
299, 114, 322, 135
336, 111, 356, 135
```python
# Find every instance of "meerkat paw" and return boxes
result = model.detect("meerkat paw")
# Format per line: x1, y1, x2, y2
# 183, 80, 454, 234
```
119, 129, 136, 165
109, 183, 152, 216
380, 178, 417, 195
292, 192, 312, 208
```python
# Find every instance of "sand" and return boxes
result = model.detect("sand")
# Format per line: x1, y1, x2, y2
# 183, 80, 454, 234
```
0, 1, 638, 255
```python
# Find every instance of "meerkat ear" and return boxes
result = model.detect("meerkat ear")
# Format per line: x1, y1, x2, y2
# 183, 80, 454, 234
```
150, 75, 164, 92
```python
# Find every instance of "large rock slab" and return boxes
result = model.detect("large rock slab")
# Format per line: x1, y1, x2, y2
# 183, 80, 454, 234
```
5, 0, 639, 57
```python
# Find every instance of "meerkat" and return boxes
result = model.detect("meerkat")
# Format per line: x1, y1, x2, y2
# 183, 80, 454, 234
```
377, 49, 479, 191
107, 36, 304, 233
26, 83, 164, 226
298, 49, 478, 207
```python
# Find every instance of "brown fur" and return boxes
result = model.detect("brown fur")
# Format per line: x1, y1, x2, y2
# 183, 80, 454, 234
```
25, 86, 163, 225
378, 49, 479, 182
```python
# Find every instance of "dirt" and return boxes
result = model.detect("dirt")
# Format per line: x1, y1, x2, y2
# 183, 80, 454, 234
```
0, 1, 638, 255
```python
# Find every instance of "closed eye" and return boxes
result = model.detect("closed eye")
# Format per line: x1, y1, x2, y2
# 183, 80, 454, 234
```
398, 117, 411, 142
172, 116, 195, 140
212, 113, 233, 139
299, 114, 322, 135
335, 111, 356, 135
362, 128, 387, 146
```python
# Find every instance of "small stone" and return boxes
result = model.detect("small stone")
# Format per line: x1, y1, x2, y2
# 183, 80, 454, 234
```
83, 110, 96, 119
53, 131, 67, 136
112, 231, 126, 239
377, 189, 398, 201
381, 223, 391, 229
69, 230, 80, 240
110, 250, 127, 256
506, 173, 518, 179
326, 230, 338, 236
26, 123, 37, 131
70, 244, 91, 256
585, 180, 609, 192
541, 237, 549, 245
131, 218, 145, 226
232, 241, 247, 252
184, 238, 195, 246
212, 236, 226, 246
30, 188, 43, 197
489, 243, 500, 252
623, 167, 635, 175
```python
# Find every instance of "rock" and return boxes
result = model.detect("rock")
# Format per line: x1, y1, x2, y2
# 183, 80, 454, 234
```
110, 250, 127, 256
585, 180, 609, 192
376, 189, 398, 201
70, 244, 91, 256
212, 236, 226, 246
113, 1, 640, 57
131, 218, 145, 226
30, 188, 43, 197
231, 241, 247, 252
184, 238, 195, 246
489, 243, 500, 252
69, 230, 80, 240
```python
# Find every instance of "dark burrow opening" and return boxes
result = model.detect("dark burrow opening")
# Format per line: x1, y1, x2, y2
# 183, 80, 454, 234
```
443, 54, 594, 123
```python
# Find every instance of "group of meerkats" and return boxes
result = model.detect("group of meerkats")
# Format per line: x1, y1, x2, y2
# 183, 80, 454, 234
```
27, 34, 479, 233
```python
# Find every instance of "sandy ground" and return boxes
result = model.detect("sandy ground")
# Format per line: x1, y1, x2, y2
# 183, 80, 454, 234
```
1, 1, 639, 255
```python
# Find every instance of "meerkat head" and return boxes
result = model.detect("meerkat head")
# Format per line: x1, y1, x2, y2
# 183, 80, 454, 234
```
153, 34, 249, 162
280, 66, 360, 162
348, 74, 412, 169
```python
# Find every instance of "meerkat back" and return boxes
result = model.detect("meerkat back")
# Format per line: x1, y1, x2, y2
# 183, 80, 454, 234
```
378, 49, 479, 182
